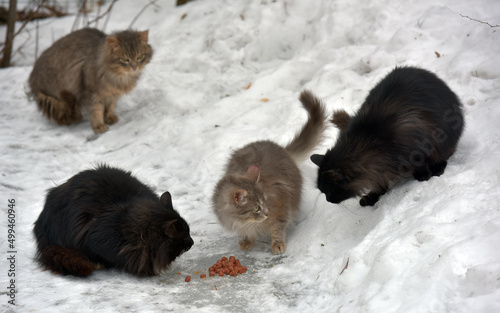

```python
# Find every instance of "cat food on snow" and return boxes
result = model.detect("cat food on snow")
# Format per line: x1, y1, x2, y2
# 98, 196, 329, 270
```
184, 256, 247, 282
209, 256, 247, 277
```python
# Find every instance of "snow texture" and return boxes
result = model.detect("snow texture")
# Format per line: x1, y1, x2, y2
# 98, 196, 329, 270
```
1, 0, 500, 312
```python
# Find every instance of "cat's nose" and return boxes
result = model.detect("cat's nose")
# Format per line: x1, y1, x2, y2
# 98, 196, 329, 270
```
263, 208, 270, 217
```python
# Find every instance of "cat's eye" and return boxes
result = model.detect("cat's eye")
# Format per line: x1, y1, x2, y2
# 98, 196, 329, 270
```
137, 55, 144, 60
121, 58, 130, 63
253, 206, 260, 213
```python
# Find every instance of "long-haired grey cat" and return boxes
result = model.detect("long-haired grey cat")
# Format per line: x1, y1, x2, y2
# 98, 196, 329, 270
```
213, 90, 328, 254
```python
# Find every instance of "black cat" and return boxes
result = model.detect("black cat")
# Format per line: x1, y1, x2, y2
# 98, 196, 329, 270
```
33, 165, 194, 277
311, 66, 464, 206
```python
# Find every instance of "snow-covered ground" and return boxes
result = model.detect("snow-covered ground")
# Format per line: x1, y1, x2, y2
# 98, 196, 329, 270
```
1, 0, 500, 312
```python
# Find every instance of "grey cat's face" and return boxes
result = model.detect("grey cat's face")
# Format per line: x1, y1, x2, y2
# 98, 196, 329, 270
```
213, 164, 274, 231
232, 186, 269, 223
106, 30, 153, 75
117, 53, 149, 72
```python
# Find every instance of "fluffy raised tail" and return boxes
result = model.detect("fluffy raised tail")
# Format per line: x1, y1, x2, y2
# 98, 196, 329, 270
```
34, 90, 82, 125
37, 245, 96, 277
330, 109, 351, 131
285, 90, 328, 162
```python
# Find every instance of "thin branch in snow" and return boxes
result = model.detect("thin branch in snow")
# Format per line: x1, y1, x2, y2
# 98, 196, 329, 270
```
86, 0, 118, 29
339, 258, 349, 275
0, 0, 49, 66
460, 14, 500, 28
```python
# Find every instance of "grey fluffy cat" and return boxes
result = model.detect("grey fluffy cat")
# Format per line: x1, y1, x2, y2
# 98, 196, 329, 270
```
29, 28, 153, 133
212, 90, 328, 254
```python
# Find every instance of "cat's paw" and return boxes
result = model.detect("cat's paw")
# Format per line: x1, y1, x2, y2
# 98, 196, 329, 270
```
271, 241, 286, 254
92, 123, 109, 133
413, 168, 432, 181
239, 238, 255, 251
360, 193, 380, 206
69, 260, 95, 277
429, 161, 447, 177
105, 114, 119, 125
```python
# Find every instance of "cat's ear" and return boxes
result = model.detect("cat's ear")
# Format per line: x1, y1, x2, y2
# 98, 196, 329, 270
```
160, 192, 173, 209
233, 189, 248, 205
163, 219, 178, 237
106, 35, 120, 50
246, 165, 260, 182
310, 154, 324, 166
138, 30, 149, 43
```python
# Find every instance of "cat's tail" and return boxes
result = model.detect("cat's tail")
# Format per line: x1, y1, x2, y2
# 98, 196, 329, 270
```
331, 109, 351, 131
34, 91, 82, 125
37, 245, 96, 277
285, 90, 328, 163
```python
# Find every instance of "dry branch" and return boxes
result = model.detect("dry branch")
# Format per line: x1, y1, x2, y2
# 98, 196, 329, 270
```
86, 0, 118, 29
460, 14, 500, 28
1, 0, 49, 67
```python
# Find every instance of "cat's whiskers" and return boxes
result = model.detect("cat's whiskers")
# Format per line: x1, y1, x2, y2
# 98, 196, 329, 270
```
338, 201, 359, 216
239, 219, 259, 230
312, 189, 358, 216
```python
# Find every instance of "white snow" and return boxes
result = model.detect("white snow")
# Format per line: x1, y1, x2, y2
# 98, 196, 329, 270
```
1, 0, 500, 312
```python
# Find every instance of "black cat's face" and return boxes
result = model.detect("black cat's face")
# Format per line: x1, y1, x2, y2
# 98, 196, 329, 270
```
163, 217, 194, 256
311, 154, 357, 204
159, 192, 194, 257
316, 169, 356, 204
150, 212, 194, 276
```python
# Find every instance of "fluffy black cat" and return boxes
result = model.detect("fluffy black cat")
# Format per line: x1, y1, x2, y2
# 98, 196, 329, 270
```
311, 66, 464, 206
33, 165, 194, 277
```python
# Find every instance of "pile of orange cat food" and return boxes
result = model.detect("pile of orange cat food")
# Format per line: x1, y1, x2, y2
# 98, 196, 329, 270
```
184, 256, 247, 282
209, 256, 247, 277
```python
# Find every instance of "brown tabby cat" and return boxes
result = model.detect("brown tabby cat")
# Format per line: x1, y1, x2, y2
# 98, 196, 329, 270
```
29, 28, 153, 133
212, 90, 328, 254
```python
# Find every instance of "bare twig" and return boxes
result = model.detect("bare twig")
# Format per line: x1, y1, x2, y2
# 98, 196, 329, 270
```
1, 0, 17, 68
128, 0, 160, 29
35, 17, 39, 59
339, 258, 349, 275
460, 14, 500, 28
86, 0, 118, 28
102, 10, 112, 31
95, 0, 102, 29
102, 1, 114, 32
0, 0, 49, 66
71, 0, 87, 31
